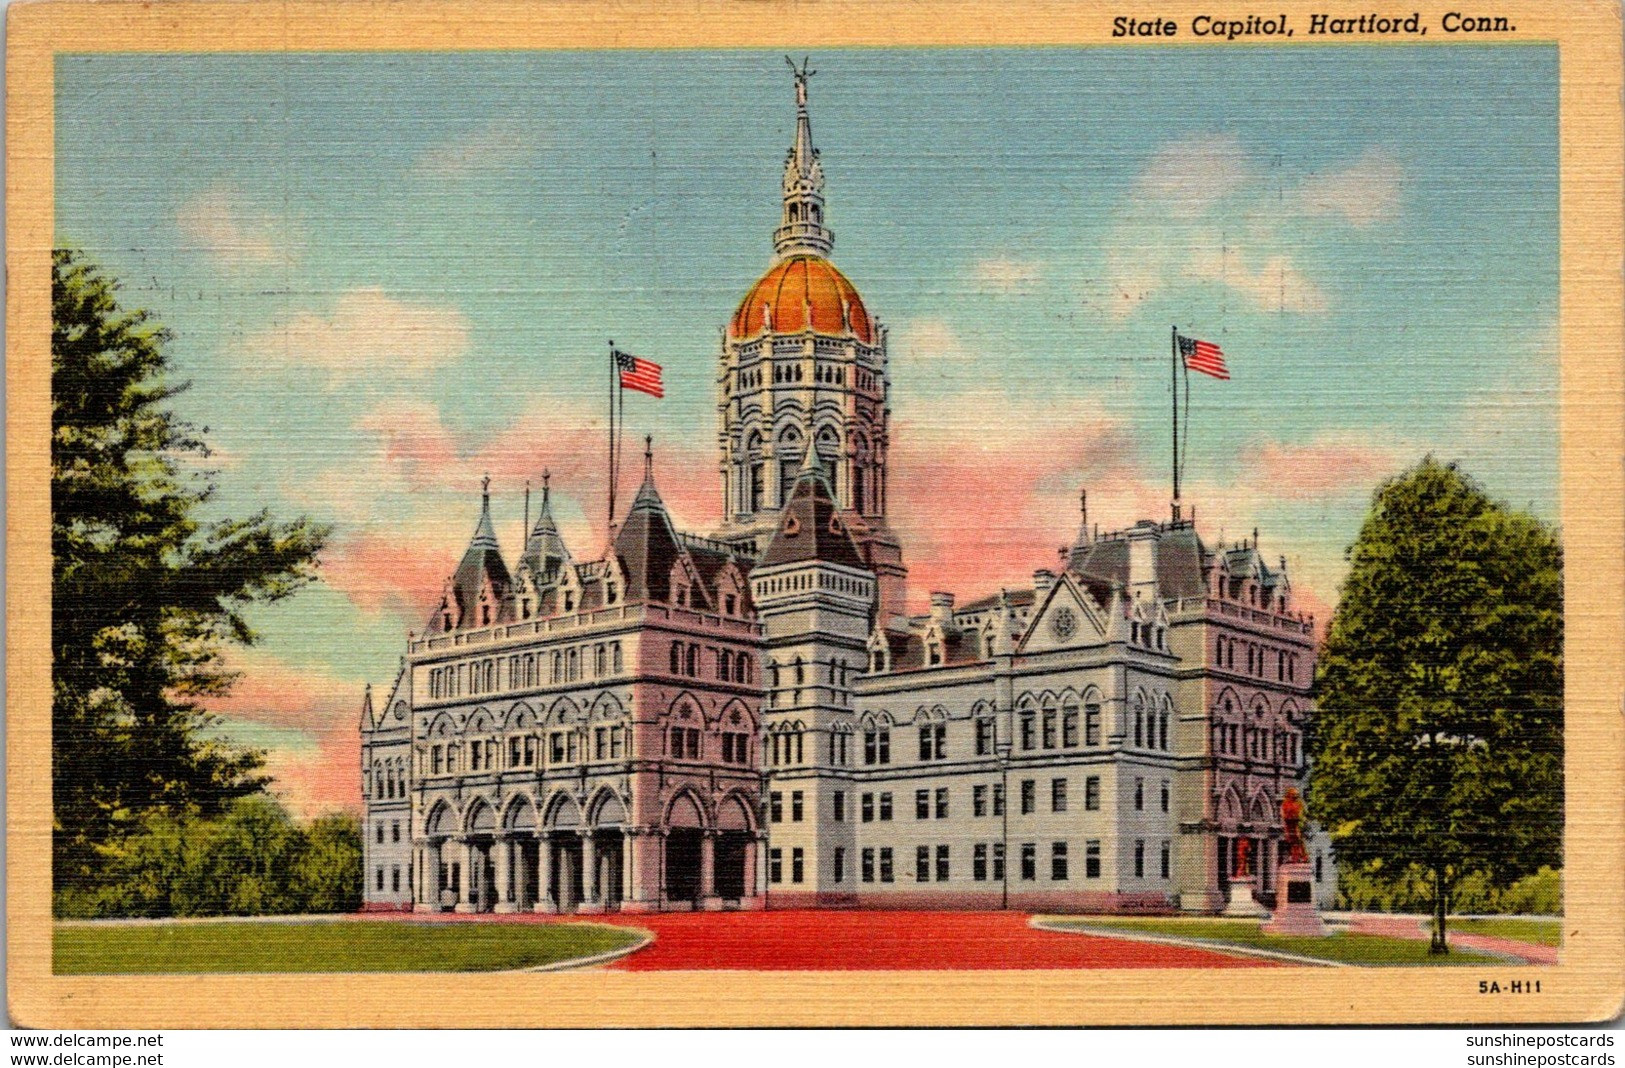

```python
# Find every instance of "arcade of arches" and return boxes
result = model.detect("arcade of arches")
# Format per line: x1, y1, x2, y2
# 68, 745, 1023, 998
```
414, 791, 761, 913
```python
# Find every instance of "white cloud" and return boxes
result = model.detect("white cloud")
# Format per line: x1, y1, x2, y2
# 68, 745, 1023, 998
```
971, 257, 1043, 294
411, 121, 535, 179
1188, 247, 1330, 315
1134, 134, 1252, 217
896, 318, 971, 361
1293, 147, 1403, 228
241, 289, 471, 386
176, 188, 292, 269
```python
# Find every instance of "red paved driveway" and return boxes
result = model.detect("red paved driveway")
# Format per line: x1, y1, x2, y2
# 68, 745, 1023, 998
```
588, 910, 1275, 970
369, 908, 1274, 969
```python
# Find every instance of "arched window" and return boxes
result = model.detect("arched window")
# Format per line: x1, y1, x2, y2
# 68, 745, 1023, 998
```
612, 643, 622, 674
686, 645, 699, 677
718, 649, 732, 680
670, 643, 682, 675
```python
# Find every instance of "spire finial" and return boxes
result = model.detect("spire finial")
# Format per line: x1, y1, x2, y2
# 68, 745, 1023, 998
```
644, 435, 654, 480
481, 472, 491, 500
542, 468, 551, 502
774, 56, 832, 258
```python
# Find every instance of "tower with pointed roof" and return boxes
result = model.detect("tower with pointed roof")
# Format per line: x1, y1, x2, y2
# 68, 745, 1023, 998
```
717, 59, 907, 623
751, 452, 876, 905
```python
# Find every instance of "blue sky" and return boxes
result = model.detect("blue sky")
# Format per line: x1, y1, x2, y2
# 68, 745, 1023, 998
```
55, 46, 1558, 813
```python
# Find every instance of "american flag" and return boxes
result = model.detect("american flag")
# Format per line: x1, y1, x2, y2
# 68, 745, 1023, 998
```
614, 349, 664, 398
1178, 334, 1229, 380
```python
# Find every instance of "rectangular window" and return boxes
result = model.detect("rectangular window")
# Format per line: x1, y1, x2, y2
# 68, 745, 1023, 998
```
935, 844, 950, 882
833, 791, 846, 823
975, 718, 993, 755
376, 867, 385, 891
935, 787, 949, 819
1086, 840, 1101, 879
1085, 776, 1100, 811
391, 866, 400, 892
769, 847, 783, 884
865, 731, 877, 765
879, 793, 893, 821
834, 847, 846, 883
550, 733, 564, 763
973, 784, 988, 817
993, 783, 1006, 817
1052, 841, 1069, 881
1051, 778, 1068, 813
1161, 780, 1171, 813
1020, 715, 1035, 751
861, 848, 875, 883
391, 821, 400, 843
916, 789, 931, 820
1161, 840, 1172, 879
1042, 711, 1057, 749
933, 723, 946, 760
1020, 779, 1036, 815
916, 845, 931, 882
1135, 777, 1145, 811
595, 727, 607, 761
1020, 843, 1037, 881
791, 791, 804, 822
791, 847, 805, 884
524, 736, 536, 766
878, 730, 891, 764
861, 793, 874, 823
376, 822, 384, 845
879, 848, 894, 883
770, 792, 783, 824
992, 842, 1006, 882
919, 725, 934, 761
1085, 703, 1101, 746
1062, 710, 1079, 748
432, 746, 443, 775
610, 726, 623, 760
973, 843, 988, 881
1135, 839, 1146, 878
509, 737, 521, 767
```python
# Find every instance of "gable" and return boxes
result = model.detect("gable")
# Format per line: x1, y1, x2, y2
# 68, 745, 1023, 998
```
1017, 574, 1108, 654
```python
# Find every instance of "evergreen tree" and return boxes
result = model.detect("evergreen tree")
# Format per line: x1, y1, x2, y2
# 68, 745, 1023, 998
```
1309, 457, 1562, 952
51, 248, 331, 901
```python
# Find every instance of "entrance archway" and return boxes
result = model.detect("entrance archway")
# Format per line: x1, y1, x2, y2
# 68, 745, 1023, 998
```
714, 794, 754, 902
664, 792, 706, 908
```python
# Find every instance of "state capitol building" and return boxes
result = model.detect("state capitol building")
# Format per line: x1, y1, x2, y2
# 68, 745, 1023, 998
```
359, 63, 1334, 916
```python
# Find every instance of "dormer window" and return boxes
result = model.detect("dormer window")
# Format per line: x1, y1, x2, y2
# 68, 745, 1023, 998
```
481, 605, 491, 626
606, 584, 617, 604
927, 642, 943, 667
564, 593, 575, 612
725, 593, 737, 615
442, 612, 453, 631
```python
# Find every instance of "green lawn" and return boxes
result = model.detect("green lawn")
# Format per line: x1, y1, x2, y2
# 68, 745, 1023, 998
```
1048, 917, 1503, 966
1433, 917, 1562, 948
55, 920, 644, 974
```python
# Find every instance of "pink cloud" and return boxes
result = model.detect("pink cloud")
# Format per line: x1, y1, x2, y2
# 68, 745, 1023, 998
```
322, 531, 456, 620
1239, 437, 1398, 500
210, 651, 360, 733
266, 727, 361, 819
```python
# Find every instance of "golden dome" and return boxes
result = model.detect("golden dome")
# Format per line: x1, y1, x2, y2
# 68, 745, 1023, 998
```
728, 254, 874, 345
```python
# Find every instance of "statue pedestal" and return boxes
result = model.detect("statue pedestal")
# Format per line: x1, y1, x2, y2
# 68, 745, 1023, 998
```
1262, 861, 1328, 936
1223, 875, 1268, 918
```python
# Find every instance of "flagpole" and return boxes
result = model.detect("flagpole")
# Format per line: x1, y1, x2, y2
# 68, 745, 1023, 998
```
1171, 325, 1181, 521
608, 340, 617, 534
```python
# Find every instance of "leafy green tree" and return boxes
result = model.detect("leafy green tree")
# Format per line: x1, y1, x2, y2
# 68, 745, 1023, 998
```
1309, 457, 1562, 952
292, 812, 364, 914
52, 248, 331, 904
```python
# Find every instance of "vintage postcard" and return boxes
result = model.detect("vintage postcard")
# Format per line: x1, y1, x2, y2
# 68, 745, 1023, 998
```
7, 0, 1622, 1029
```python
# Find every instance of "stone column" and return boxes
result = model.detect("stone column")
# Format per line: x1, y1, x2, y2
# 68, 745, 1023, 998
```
577, 830, 602, 913
739, 835, 763, 910
454, 837, 476, 912
493, 834, 515, 914
699, 829, 722, 911
412, 843, 432, 913
535, 834, 556, 913
621, 829, 656, 913
621, 832, 635, 905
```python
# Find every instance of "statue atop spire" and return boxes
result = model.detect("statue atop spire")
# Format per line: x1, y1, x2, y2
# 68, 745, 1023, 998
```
774, 55, 834, 259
